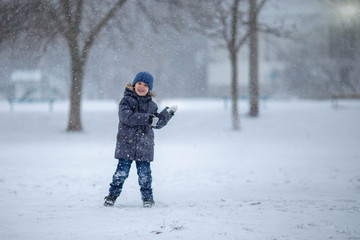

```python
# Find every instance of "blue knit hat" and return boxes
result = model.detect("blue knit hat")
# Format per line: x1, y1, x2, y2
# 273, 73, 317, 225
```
132, 71, 154, 92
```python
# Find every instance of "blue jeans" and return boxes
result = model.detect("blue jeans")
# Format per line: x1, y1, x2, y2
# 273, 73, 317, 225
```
109, 159, 153, 200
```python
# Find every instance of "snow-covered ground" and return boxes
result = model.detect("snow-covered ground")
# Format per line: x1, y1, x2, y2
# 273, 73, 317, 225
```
0, 99, 359, 240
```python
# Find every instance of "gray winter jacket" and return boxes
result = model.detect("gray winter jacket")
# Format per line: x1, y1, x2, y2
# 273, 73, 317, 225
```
114, 87, 173, 161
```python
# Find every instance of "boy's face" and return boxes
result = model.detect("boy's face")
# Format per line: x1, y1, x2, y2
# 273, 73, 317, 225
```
134, 81, 149, 96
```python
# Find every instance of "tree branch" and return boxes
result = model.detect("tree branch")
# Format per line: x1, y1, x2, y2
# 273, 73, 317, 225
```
230, 0, 240, 53
74, 0, 83, 34
257, 23, 290, 38
235, 31, 250, 52
255, 0, 268, 18
81, 0, 127, 61
219, 8, 231, 44
60, 0, 72, 30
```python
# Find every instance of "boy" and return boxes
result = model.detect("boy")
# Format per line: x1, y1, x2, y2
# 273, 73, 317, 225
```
104, 71, 177, 208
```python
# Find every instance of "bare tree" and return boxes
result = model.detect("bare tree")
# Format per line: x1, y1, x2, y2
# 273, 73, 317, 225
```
51, 0, 128, 131
228, 0, 245, 130
189, 0, 273, 129
188, 0, 249, 130
2, 0, 128, 131
248, 0, 260, 117
248, 0, 269, 117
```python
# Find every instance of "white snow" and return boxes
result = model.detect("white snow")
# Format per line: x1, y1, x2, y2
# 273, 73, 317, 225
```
0, 99, 359, 239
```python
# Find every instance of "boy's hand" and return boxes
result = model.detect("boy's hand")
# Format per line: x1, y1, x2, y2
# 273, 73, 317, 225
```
168, 105, 178, 115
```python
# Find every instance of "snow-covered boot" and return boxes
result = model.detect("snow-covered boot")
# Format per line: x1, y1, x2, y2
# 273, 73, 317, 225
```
143, 199, 155, 208
104, 195, 117, 207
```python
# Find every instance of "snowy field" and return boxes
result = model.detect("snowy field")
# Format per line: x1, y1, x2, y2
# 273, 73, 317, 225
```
0, 98, 359, 240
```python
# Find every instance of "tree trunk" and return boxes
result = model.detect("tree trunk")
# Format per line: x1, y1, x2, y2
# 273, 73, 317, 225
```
249, 0, 259, 117
63, 0, 127, 132
67, 58, 84, 131
229, 0, 240, 130
66, 35, 85, 132
231, 52, 240, 130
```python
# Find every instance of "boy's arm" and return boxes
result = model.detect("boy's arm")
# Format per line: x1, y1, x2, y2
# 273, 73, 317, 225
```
119, 99, 151, 126
152, 105, 177, 129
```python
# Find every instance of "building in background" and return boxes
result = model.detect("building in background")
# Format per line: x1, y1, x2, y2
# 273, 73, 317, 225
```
328, 0, 360, 95
207, 0, 360, 99
206, 0, 324, 98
